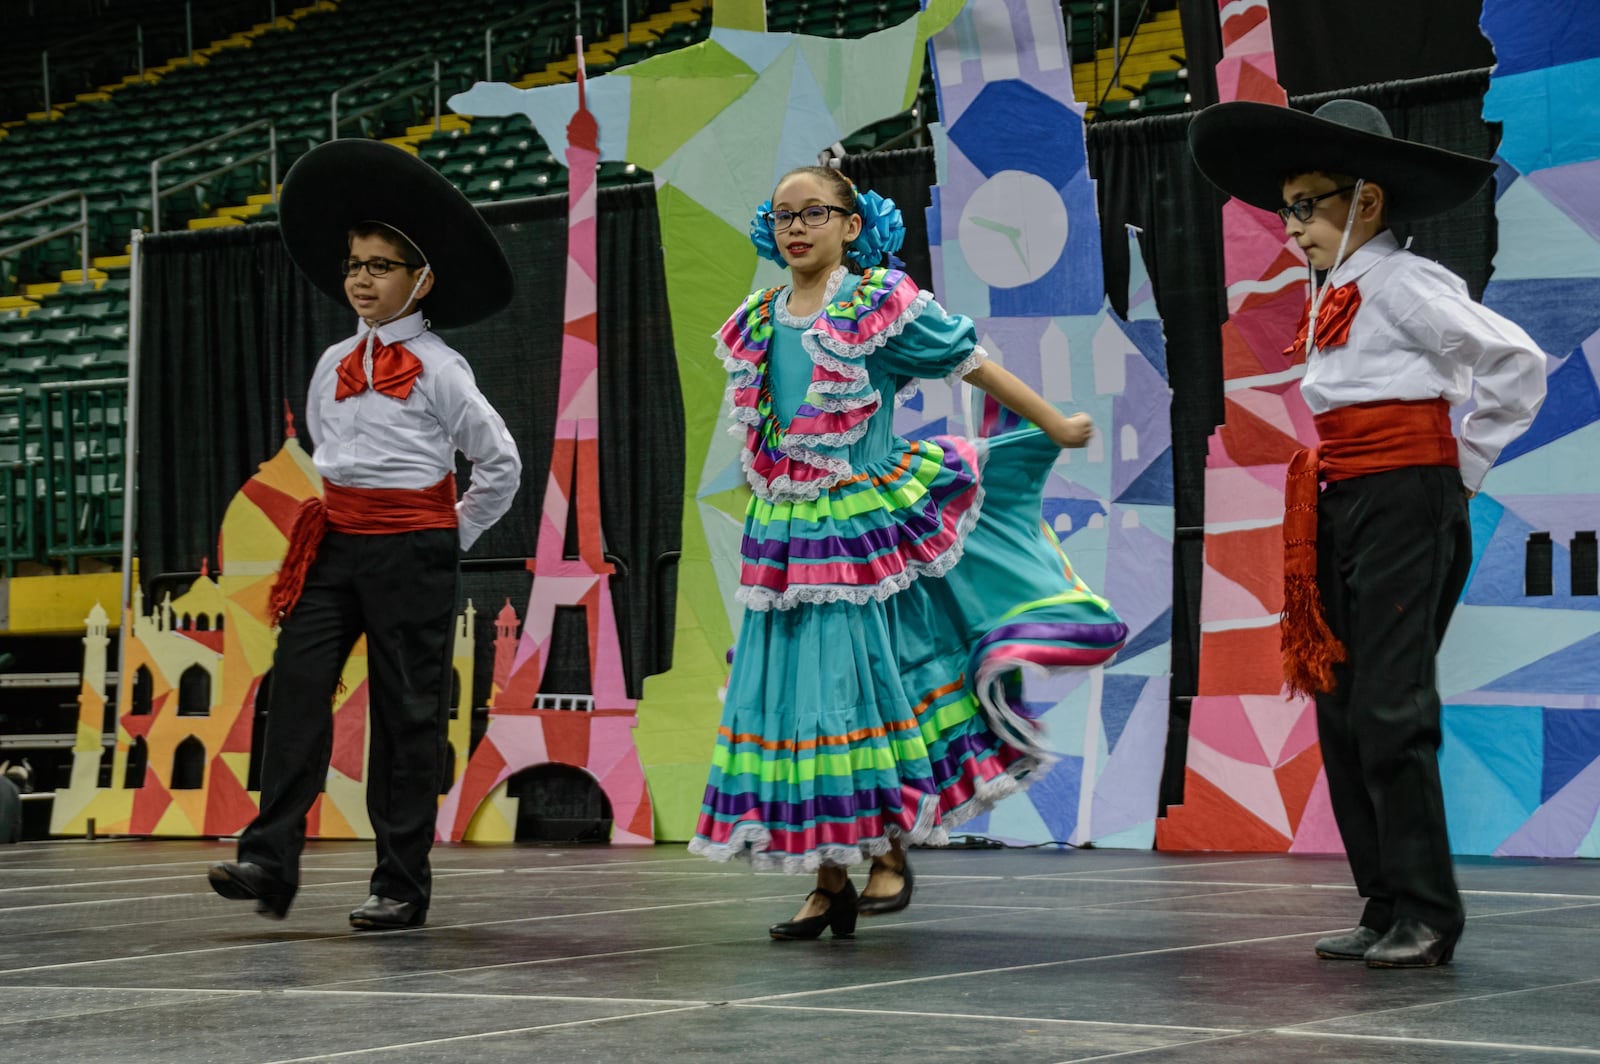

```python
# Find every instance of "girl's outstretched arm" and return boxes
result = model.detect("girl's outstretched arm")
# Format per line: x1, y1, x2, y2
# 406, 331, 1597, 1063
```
963, 360, 1093, 448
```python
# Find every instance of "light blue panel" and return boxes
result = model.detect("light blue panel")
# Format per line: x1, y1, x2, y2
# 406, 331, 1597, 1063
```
1485, 59, 1600, 174
709, 27, 796, 73
1441, 704, 1543, 855
771, 48, 843, 186
1093, 821, 1156, 849
1487, 177, 1600, 280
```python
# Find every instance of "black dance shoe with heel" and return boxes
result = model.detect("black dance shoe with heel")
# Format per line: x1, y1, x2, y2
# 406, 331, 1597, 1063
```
207, 861, 294, 920
769, 879, 859, 940
1364, 917, 1460, 968
858, 855, 914, 917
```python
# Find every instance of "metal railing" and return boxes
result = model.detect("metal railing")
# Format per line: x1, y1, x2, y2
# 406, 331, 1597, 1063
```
39, 21, 145, 117
1097, 0, 1152, 112
0, 191, 90, 281
148, 119, 278, 234
330, 54, 441, 141
40, 377, 128, 569
484, 8, 551, 82
483, 1, 627, 84
0, 385, 44, 576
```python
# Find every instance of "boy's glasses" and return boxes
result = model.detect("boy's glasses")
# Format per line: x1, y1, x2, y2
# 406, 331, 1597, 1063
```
764, 205, 852, 231
1278, 186, 1357, 224
340, 256, 422, 278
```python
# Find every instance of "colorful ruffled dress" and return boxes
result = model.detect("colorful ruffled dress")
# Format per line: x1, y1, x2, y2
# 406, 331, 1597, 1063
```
688, 266, 1128, 872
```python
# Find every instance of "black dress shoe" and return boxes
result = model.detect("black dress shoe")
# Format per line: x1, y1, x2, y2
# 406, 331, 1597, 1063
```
349, 894, 427, 930
1314, 925, 1384, 960
769, 879, 858, 940
858, 855, 914, 917
1364, 917, 1460, 968
208, 861, 293, 919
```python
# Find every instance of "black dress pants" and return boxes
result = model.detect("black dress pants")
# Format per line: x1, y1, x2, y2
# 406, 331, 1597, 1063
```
1314, 465, 1472, 934
239, 528, 458, 906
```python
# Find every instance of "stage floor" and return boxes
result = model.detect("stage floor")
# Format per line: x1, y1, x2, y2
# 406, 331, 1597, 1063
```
0, 840, 1596, 1063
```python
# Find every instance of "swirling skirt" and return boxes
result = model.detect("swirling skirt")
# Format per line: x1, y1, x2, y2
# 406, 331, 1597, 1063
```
688, 429, 1128, 872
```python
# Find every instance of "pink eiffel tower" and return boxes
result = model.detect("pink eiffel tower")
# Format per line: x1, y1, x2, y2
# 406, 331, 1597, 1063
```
438, 51, 653, 844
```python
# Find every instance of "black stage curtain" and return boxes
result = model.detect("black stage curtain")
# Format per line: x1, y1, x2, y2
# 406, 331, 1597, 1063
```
1177, 0, 1222, 109
838, 147, 936, 288
1268, 0, 1495, 98
137, 183, 682, 702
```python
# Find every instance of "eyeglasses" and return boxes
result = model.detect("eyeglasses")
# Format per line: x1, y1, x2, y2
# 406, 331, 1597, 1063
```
1277, 186, 1357, 224
339, 256, 422, 278
764, 204, 853, 231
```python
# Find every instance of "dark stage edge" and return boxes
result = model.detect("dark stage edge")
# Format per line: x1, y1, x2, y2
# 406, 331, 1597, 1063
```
1, 841, 1597, 1063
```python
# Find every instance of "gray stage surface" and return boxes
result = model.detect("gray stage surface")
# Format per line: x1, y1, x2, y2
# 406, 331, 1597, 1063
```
1, 839, 1597, 1062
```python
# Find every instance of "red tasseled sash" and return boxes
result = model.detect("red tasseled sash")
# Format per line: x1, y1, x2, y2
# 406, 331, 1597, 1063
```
1281, 398, 1458, 698
267, 474, 458, 624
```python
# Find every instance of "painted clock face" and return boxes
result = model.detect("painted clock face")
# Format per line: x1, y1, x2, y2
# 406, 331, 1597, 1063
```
956, 168, 1069, 289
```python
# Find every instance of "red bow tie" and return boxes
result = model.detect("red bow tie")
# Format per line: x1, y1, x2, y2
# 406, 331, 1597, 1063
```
1284, 282, 1362, 357
334, 335, 424, 401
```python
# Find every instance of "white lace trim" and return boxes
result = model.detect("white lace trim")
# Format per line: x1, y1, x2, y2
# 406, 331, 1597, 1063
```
813, 286, 935, 363
772, 266, 849, 329
892, 380, 921, 408
786, 425, 871, 449
736, 476, 986, 610
946, 344, 989, 384
686, 759, 1055, 873
808, 346, 869, 383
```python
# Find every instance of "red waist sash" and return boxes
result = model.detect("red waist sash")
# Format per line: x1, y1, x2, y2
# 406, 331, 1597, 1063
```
267, 474, 458, 623
1281, 399, 1457, 697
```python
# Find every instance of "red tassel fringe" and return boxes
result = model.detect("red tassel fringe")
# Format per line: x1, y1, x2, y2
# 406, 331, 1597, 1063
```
1281, 447, 1345, 698
268, 498, 328, 626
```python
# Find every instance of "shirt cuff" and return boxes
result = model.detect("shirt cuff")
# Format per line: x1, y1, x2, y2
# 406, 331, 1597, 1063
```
1457, 443, 1491, 495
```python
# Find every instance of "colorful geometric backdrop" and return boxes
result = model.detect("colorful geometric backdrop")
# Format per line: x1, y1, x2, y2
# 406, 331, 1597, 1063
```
1158, 0, 1599, 857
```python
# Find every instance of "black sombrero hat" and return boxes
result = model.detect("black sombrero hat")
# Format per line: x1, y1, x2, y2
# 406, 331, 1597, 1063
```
279, 139, 512, 329
1188, 99, 1496, 224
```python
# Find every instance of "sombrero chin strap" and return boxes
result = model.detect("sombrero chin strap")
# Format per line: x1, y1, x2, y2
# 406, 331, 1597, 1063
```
1305, 179, 1364, 358
360, 264, 432, 384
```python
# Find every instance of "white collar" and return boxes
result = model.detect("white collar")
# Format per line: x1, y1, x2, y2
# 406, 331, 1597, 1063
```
353, 309, 429, 345
1326, 229, 1403, 288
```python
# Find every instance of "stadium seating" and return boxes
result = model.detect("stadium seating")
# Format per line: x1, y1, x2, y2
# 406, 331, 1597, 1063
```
0, 0, 1190, 572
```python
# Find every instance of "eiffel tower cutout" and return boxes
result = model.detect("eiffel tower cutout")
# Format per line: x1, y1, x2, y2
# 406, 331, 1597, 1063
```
438, 51, 652, 844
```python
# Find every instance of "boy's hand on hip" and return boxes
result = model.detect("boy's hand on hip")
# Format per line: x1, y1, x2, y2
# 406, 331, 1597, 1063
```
1048, 413, 1094, 449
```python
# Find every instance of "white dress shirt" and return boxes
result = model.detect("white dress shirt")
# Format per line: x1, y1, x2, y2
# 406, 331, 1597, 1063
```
1301, 230, 1548, 492
304, 311, 522, 550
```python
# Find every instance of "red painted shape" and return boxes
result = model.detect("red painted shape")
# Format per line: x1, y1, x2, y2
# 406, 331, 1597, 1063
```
240, 477, 310, 535
1276, 742, 1325, 834
544, 713, 592, 767
178, 629, 226, 654
1156, 768, 1292, 852
1207, 524, 1285, 614
204, 755, 260, 835
1217, 398, 1304, 466
129, 773, 172, 834
1219, 2, 1267, 46
330, 681, 369, 782
1197, 625, 1285, 697
451, 739, 509, 837
221, 689, 258, 754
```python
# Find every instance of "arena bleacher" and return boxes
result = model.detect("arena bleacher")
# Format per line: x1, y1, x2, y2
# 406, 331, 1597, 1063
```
0, 0, 1187, 577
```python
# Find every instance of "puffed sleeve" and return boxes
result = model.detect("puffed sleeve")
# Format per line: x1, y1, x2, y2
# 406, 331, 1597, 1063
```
816, 268, 988, 382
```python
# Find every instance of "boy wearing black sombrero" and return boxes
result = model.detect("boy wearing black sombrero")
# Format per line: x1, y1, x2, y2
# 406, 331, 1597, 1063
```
1190, 99, 1547, 967
207, 140, 522, 930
